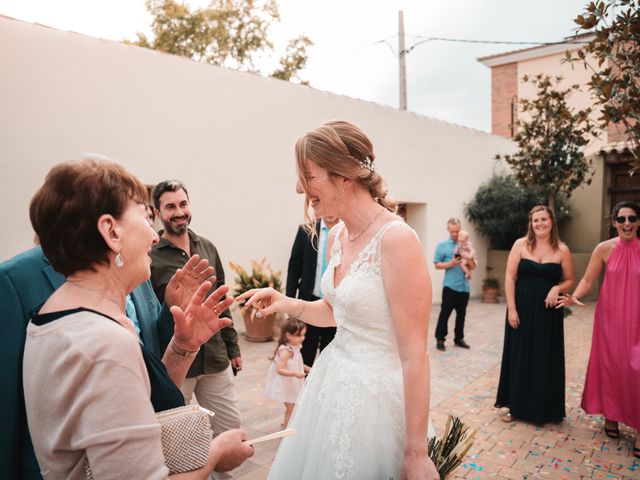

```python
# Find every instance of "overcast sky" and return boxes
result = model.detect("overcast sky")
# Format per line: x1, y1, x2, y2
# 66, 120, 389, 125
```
0, 0, 589, 132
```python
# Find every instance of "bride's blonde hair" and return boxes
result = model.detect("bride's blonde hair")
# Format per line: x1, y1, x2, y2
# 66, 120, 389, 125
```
295, 120, 397, 236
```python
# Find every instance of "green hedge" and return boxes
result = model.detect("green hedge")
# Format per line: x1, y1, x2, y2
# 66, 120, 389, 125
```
465, 174, 571, 250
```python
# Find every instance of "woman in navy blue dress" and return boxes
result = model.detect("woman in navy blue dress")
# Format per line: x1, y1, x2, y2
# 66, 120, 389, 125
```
495, 205, 575, 424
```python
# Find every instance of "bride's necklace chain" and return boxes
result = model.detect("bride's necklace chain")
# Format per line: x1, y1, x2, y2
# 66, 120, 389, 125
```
346, 207, 385, 242
67, 281, 126, 315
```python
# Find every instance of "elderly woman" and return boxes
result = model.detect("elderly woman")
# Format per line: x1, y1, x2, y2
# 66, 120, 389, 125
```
495, 205, 574, 424
558, 200, 640, 458
23, 158, 253, 478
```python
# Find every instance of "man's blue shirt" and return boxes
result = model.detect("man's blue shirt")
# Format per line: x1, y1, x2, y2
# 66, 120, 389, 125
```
434, 237, 470, 293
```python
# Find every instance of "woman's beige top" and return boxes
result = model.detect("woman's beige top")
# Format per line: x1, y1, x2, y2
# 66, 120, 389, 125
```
23, 308, 169, 479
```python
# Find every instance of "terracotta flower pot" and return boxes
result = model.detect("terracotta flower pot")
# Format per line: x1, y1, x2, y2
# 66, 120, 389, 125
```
242, 307, 275, 342
481, 286, 500, 304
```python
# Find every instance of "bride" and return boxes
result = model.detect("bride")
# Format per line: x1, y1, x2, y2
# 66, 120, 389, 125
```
238, 120, 439, 479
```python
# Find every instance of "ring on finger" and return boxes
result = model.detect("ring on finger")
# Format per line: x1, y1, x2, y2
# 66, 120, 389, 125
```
212, 305, 220, 316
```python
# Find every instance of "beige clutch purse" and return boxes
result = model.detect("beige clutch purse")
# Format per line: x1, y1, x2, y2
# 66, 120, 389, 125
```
85, 404, 214, 478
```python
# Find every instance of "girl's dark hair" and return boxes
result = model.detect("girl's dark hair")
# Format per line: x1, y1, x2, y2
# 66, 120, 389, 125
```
611, 200, 640, 218
269, 317, 306, 360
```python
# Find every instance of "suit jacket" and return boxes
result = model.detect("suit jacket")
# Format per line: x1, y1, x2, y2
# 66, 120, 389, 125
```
286, 222, 321, 301
0, 246, 173, 480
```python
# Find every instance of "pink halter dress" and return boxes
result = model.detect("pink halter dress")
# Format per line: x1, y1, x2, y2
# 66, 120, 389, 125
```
581, 237, 640, 430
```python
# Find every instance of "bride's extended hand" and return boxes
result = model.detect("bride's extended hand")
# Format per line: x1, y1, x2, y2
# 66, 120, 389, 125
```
235, 288, 294, 318
401, 452, 440, 480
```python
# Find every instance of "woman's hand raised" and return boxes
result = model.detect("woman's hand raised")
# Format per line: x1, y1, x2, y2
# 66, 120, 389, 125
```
171, 280, 234, 351
165, 254, 216, 311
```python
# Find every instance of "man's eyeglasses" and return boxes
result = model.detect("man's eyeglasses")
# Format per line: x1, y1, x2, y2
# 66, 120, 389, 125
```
614, 215, 639, 224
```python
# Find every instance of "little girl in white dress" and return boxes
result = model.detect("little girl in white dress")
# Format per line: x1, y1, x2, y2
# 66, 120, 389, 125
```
266, 318, 310, 427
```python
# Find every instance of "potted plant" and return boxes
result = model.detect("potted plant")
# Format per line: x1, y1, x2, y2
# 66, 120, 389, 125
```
481, 277, 500, 303
229, 258, 282, 342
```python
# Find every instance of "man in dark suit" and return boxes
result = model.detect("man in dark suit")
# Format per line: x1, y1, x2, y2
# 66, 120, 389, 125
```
286, 216, 339, 367
0, 245, 211, 479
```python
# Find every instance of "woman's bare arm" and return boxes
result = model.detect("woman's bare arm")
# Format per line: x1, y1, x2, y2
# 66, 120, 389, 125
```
381, 225, 438, 479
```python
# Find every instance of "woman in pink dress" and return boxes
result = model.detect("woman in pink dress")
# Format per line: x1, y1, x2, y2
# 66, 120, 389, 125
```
559, 200, 640, 458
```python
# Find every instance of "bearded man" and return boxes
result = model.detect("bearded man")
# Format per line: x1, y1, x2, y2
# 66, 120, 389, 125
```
150, 180, 242, 480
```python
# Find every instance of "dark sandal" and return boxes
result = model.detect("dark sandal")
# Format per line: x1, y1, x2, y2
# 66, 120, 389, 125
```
604, 419, 620, 439
605, 426, 620, 439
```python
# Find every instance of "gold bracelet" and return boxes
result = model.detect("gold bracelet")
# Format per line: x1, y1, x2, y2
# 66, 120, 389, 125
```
170, 338, 200, 358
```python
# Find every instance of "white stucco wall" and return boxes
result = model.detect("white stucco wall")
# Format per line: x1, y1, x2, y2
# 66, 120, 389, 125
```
0, 16, 514, 300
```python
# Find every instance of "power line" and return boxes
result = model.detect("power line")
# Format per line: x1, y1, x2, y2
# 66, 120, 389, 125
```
366, 36, 398, 55
368, 38, 398, 56
369, 35, 590, 57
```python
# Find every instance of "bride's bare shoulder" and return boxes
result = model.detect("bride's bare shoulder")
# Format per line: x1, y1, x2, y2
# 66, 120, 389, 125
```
380, 221, 420, 253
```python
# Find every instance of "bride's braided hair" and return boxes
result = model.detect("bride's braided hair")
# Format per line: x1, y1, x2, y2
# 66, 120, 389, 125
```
295, 120, 397, 237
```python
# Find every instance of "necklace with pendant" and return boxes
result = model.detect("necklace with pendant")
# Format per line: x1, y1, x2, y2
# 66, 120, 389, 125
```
347, 207, 385, 242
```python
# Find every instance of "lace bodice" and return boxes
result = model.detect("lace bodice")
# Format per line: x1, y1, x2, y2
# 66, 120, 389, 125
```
321, 220, 409, 362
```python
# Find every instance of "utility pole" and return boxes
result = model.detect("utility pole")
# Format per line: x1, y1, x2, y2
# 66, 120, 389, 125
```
398, 10, 407, 111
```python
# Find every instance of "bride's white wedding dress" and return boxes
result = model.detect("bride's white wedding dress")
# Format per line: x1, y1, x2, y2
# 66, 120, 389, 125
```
268, 220, 435, 480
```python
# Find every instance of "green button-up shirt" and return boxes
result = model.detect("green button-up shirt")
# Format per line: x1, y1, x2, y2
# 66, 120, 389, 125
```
150, 229, 241, 376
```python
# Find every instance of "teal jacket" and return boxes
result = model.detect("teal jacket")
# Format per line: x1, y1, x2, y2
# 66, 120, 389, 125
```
0, 246, 173, 479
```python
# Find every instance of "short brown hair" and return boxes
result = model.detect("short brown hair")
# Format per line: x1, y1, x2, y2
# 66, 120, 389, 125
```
29, 156, 148, 276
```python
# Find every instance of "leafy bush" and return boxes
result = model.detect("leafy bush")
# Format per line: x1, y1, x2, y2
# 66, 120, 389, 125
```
482, 277, 500, 290
228, 258, 282, 306
465, 174, 571, 250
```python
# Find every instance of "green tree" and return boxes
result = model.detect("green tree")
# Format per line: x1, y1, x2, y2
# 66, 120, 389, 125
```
465, 174, 571, 250
568, 0, 640, 170
271, 36, 313, 84
496, 74, 596, 212
132, 0, 312, 82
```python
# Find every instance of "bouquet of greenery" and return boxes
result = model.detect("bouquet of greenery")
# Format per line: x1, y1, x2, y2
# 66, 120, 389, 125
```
428, 415, 477, 479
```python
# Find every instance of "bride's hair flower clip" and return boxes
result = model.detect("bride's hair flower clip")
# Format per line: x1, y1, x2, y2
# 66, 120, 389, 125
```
356, 156, 375, 173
